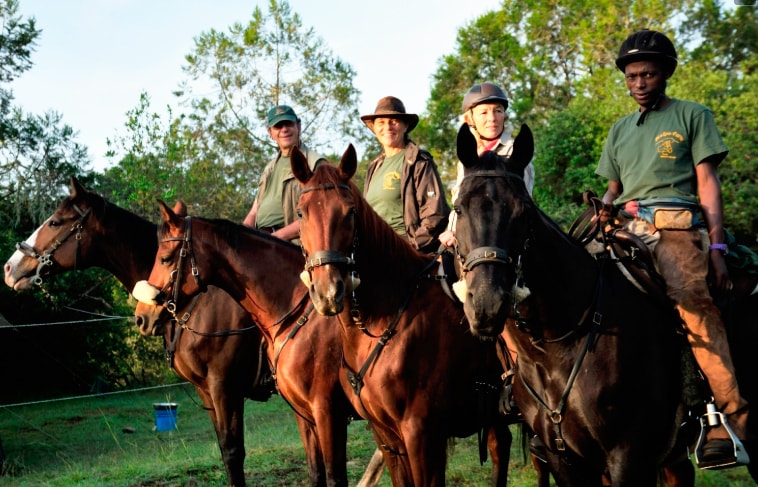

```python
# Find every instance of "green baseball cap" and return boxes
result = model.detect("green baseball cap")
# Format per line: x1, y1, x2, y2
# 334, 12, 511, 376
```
266, 105, 298, 128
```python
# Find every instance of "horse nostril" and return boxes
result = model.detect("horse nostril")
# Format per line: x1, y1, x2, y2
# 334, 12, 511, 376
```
335, 279, 344, 300
134, 315, 144, 327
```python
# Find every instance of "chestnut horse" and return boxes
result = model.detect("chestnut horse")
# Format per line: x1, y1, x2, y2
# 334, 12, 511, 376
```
132, 201, 363, 487
291, 146, 513, 486
449, 122, 758, 486
3, 177, 272, 486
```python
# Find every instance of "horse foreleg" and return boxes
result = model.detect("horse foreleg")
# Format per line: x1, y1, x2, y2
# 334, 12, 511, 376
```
295, 415, 327, 486
371, 428, 414, 487
486, 420, 513, 487
201, 385, 247, 487
312, 403, 349, 487
402, 422, 447, 487
545, 451, 604, 487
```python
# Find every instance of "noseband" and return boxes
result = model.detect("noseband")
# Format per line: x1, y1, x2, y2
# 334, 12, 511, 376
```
299, 182, 359, 273
456, 169, 526, 272
15, 204, 91, 287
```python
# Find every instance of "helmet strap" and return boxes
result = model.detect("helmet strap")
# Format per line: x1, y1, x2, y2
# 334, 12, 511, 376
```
636, 92, 667, 126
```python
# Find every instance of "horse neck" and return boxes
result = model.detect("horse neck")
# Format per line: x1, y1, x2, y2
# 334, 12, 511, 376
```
524, 212, 599, 326
353, 207, 431, 315
195, 221, 308, 331
86, 202, 158, 291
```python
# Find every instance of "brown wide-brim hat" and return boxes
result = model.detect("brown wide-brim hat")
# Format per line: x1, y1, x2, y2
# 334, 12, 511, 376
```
361, 96, 419, 133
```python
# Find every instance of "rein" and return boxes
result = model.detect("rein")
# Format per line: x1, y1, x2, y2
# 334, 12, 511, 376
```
152, 217, 261, 369
299, 178, 445, 431
514, 255, 607, 455
15, 204, 91, 292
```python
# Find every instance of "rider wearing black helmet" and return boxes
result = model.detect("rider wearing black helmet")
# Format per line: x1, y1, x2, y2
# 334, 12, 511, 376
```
439, 82, 535, 247
597, 29, 749, 470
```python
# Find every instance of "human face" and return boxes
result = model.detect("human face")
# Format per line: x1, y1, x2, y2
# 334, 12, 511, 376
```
624, 60, 668, 110
372, 117, 407, 151
468, 102, 506, 140
268, 120, 300, 153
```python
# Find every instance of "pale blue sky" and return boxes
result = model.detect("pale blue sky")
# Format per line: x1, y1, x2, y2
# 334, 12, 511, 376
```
12, 0, 501, 170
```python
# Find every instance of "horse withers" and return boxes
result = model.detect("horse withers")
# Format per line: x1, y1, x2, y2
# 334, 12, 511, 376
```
451, 123, 689, 486
3, 177, 272, 487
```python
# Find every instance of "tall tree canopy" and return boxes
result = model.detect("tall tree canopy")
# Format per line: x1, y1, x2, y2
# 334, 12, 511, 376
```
101, 0, 367, 221
421, 0, 757, 242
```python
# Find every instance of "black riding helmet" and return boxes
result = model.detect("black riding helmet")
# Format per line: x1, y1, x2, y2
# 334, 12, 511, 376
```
461, 82, 509, 113
616, 29, 678, 75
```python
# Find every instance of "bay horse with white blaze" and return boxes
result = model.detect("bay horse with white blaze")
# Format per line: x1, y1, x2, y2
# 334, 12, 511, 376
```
450, 123, 692, 486
291, 145, 513, 486
2, 177, 271, 487
132, 201, 361, 487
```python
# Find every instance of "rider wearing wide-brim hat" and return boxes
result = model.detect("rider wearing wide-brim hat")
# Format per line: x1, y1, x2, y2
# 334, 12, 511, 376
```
360, 96, 449, 254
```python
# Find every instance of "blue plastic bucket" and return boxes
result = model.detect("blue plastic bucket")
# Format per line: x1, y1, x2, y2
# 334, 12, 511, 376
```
153, 402, 178, 431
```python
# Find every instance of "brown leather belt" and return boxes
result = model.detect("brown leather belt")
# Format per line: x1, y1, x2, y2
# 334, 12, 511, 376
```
258, 225, 281, 234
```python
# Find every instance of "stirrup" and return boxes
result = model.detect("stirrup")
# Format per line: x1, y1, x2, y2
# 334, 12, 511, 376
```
693, 402, 750, 469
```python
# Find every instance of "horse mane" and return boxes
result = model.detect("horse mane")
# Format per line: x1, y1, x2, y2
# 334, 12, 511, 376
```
309, 164, 431, 272
157, 214, 299, 254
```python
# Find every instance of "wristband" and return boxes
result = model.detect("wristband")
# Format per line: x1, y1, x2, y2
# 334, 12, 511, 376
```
709, 243, 729, 255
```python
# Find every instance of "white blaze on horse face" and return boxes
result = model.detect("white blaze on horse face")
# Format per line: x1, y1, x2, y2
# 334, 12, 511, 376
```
132, 280, 162, 305
3, 223, 44, 288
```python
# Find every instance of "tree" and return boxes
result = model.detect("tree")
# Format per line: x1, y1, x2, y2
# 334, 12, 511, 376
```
0, 1, 168, 402
101, 0, 368, 221
423, 0, 757, 247
420, 0, 693, 171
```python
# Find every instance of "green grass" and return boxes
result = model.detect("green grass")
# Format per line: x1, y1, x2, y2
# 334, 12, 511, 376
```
0, 384, 752, 486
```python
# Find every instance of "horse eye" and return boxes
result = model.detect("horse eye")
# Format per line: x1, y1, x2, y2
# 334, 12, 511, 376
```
49, 220, 61, 228
159, 256, 172, 265
453, 205, 462, 215
296, 208, 303, 218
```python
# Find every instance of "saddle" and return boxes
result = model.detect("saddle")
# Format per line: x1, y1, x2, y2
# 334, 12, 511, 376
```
570, 191, 758, 302
569, 191, 668, 304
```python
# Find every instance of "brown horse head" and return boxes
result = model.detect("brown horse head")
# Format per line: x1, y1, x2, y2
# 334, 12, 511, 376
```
132, 200, 199, 332
454, 123, 535, 336
291, 145, 359, 315
4, 177, 97, 291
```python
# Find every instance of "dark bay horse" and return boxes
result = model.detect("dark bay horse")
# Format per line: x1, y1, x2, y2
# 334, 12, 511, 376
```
132, 201, 359, 487
291, 146, 513, 486
450, 123, 691, 486
2, 177, 271, 487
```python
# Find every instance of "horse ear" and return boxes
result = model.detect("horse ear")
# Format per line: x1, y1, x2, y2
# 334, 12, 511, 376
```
173, 200, 188, 217
70, 176, 86, 198
507, 124, 534, 173
290, 145, 312, 184
456, 123, 479, 169
338, 144, 357, 180
157, 199, 183, 228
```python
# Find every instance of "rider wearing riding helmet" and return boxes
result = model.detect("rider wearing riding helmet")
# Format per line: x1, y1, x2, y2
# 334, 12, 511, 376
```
439, 82, 535, 247
596, 29, 749, 469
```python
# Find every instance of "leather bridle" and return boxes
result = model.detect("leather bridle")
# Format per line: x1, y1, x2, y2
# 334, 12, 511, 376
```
15, 204, 91, 287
